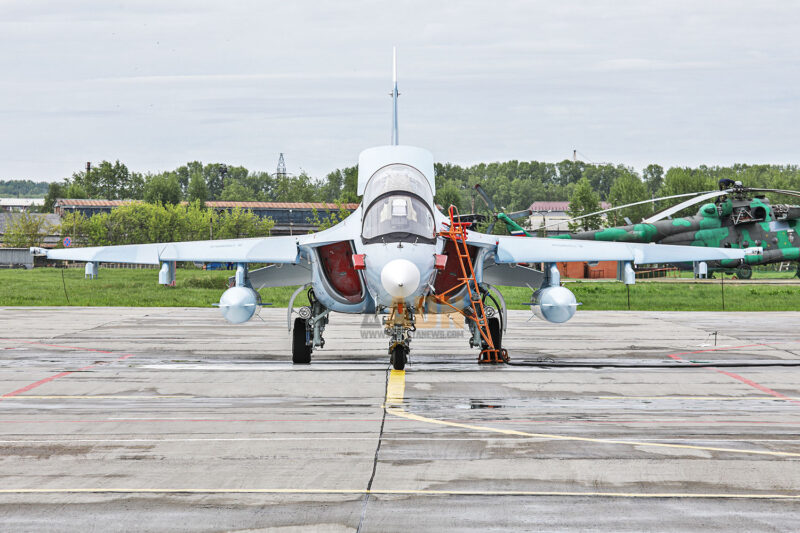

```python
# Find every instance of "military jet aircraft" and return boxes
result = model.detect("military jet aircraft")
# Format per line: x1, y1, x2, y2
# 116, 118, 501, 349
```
30, 56, 747, 369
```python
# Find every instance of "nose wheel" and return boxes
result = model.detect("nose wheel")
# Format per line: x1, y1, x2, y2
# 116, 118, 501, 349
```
390, 344, 408, 370
384, 304, 414, 370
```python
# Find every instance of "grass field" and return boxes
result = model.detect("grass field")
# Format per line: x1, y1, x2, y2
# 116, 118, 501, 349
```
0, 267, 798, 311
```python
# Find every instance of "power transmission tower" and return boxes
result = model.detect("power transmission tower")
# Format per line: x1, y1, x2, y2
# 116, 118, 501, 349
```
276, 153, 287, 179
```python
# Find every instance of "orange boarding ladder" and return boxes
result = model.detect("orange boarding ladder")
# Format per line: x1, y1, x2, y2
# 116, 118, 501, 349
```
433, 206, 508, 363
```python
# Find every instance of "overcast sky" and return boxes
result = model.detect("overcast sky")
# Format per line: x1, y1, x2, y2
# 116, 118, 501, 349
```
1, 0, 799, 182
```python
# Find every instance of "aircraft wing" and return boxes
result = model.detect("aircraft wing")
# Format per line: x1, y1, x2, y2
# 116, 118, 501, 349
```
34, 235, 302, 265
466, 232, 746, 265
33, 213, 359, 265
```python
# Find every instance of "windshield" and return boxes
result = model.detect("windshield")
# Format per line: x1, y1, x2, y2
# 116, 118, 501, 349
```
362, 164, 434, 207
362, 194, 435, 242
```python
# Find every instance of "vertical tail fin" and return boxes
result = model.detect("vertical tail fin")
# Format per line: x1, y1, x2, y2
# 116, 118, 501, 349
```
392, 47, 399, 145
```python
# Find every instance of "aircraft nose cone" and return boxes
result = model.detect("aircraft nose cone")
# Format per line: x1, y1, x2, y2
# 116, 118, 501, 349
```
380, 259, 421, 299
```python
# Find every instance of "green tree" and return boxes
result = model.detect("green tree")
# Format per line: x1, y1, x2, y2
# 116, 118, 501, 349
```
338, 166, 359, 203
3, 212, 54, 248
203, 163, 229, 200
70, 160, 143, 199
220, 180, 253, 201
143, 173, 181, 205
642, 164, 664, 196
567, 178, 602, 231
43, 182, 65, 212
187, 170, 208, 206
57, 212, 90, 246
556, 160, 585, 187
434, 180, 464, 212
215, 207, 274, 239
0, 179, 49, 198
607, 172, 650, 226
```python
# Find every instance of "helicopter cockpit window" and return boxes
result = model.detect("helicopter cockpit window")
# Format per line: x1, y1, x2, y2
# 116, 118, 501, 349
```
361, 164, 436, 243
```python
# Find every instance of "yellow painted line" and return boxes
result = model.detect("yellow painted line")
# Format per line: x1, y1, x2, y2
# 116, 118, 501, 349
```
0, 488, 795, 499
385, 371, 800, 458
598, 396, 800, 401
3, 394, 186, 401
386, 369, 405, 405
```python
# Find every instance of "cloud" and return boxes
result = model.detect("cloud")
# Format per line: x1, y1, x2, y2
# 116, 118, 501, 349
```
1, 1, 800, 181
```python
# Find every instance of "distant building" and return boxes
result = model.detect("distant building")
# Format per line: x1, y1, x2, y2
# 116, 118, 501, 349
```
52, 199, 359, 235
528, 201, 611, 235
53, 199, 134, 217
0, 198, 44, 212
0, 213, 62, 248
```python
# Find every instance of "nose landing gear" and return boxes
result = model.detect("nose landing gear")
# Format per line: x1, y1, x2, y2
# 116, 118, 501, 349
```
384, 304, 414, 370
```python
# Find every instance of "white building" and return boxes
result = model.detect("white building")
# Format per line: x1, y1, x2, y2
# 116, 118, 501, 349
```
0, 198, 44, 212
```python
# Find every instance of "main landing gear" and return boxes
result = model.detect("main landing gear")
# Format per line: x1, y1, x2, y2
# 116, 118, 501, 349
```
384, 304, 414, 370
292, 289, 329, 365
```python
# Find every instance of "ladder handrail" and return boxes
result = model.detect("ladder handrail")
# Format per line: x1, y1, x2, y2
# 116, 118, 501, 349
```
434, 205, 507, 363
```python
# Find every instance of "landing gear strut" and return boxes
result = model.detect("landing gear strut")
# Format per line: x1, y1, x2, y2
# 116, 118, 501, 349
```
292, 289, 329, 365
384, 304, 414, 370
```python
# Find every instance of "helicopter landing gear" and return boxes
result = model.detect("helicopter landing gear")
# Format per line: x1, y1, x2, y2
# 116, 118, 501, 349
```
385, 304, 414, 370
736, 264, 753, 279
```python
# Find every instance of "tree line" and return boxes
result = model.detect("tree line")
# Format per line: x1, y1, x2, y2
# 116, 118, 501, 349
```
4, 203, 275, 248
0, 179, 49, 198
39, 161, 359, 212
7, 158, 800, 232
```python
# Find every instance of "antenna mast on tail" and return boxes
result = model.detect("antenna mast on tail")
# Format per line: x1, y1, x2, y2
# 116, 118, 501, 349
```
391, 47, 399, 145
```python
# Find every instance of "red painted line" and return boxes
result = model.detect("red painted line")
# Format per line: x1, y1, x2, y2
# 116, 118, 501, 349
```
0, 339, 136, 399
1, 372, 75, 398
666, 342, 800, 406
712, 369, 800, 405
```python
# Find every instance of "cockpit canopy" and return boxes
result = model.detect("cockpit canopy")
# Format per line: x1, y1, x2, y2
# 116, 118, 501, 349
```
362, 164, 435, 243
362, 164, 434, 206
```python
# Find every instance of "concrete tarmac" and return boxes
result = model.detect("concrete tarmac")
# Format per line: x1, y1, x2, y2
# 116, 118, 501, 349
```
0, 307, 799, 532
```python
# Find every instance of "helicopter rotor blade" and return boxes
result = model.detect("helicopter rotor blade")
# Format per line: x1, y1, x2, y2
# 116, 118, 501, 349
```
745, 188, 800, 201
642, 190, 735, 222
474, 184, 497, 212
540, 191, 715, 230
506, 209, 533, 220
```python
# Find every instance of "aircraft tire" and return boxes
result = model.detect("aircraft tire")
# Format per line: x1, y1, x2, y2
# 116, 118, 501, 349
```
292, 317, 312, 364
391, 345, 407, 371
736, 264, 752, 279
